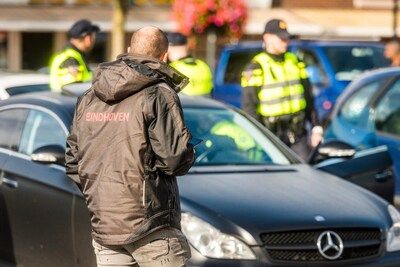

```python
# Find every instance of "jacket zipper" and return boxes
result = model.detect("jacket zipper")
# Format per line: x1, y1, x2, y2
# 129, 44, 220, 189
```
142, 179, 146, 206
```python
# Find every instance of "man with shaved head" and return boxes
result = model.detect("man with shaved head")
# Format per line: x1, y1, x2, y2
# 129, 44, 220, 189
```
66, 26, 194, 266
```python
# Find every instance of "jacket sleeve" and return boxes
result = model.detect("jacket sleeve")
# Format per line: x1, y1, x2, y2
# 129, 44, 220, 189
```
302, 77, 319, 126
298, 60, 319, 126
241, 61, 263, 122
147, 86, 195, 176
65, 98, 81, 186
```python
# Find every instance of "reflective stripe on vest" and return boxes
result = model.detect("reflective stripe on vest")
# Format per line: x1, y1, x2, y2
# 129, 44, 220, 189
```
49, 48, 92, 92
211, 120, 255, 151
253, 52, 307, 117
170, 58, 213, 96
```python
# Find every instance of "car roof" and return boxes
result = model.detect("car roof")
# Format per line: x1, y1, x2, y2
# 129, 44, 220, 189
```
222, 39, 384, 52
331, 67, 400, 117
0, 90, 302, 164
0, 91, 229, 122
0, 92, 77, 126
343, 67, 400, 94
61, 82, 228, 109
290, 39, 384, 47
0, 71, 49, 89
0, 91, 231, 134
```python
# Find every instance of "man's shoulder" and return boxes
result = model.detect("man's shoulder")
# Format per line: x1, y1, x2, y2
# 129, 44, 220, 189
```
284, 52, 300, 62
60, 57, 80, 68
145, 82, 177, 98
193, 57, 208, 65
243, 58, 263, 73
178, 56, 209, 67
52, 46, 83, 67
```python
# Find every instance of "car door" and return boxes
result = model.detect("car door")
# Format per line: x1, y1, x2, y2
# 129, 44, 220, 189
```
315, 145, 394, 203
373, 79, 400, 204
0, 108, 28, 266
0, 107, 76, 267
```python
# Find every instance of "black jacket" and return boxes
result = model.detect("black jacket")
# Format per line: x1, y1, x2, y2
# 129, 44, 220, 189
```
65, 53, 194, 245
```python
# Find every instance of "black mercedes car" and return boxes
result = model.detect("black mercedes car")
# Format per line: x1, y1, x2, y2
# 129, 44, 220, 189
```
0, 90, 399, 266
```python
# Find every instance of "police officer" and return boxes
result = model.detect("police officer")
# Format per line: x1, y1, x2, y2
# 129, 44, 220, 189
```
241, 19, 322, 159
49, 19, 100, 92
167, 32, 213, 96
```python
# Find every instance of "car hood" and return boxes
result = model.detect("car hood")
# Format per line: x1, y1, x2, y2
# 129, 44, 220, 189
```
178, 164, 390, 245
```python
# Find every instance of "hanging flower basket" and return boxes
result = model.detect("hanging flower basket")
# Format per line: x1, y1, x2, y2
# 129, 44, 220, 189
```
171, 0, 248, 39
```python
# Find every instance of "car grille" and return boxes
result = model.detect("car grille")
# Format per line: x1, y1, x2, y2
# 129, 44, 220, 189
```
260, 228, 382, 263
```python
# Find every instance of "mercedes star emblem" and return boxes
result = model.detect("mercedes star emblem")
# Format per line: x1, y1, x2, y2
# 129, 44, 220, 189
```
317, 231, 344, 260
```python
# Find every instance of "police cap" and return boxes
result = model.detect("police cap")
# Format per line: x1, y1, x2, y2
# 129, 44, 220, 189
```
68, 19, 100, 39
166, 32, 188, 46
263, 19, 292, 40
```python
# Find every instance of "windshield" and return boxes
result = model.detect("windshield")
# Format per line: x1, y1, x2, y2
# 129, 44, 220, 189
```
324, 46, 389, 81
184, 107, 291, 166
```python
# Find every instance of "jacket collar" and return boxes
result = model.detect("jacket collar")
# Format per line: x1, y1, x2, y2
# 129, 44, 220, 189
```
117, 53, 189, 93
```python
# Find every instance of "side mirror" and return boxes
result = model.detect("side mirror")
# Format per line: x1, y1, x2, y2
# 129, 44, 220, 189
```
308, 140, 356, 165
31, 145, 66, 166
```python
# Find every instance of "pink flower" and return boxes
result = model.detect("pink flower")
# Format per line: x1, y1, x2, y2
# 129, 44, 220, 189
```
171, 0, 248, 38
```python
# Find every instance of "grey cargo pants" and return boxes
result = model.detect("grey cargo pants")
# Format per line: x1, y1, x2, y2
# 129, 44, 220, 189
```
92, 227, 191, 267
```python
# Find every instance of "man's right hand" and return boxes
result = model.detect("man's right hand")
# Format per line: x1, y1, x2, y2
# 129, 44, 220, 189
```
310, 126, 324, 148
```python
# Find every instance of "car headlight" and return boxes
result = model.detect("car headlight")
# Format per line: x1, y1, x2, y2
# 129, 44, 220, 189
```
387, 205, 400, 252
181, 212, 256, 260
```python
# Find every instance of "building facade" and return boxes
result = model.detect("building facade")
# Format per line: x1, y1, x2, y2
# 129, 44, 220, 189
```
0, 0, 398, 71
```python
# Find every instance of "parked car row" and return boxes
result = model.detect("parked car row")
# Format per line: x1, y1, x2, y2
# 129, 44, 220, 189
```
0, 87, 399, 266
0, 40, 397, 266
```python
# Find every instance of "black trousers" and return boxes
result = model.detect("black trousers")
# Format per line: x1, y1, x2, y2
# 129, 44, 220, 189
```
289, 136, 311, 161
261, 115, 311, 161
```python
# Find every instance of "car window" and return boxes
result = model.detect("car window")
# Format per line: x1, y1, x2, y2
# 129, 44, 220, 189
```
19, 109, 66, 156
375, 79, 400, 137
0, 108, 28, 151
5, 84, 50, 96
184, 107, 291, 166
338, 81, 380, 126
324, 46, 388, 81
224, 51, 261, 84
295, 49, 328, 86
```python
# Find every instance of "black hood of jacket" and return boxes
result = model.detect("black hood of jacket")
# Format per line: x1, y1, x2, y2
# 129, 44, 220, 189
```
92, 53, 189, 103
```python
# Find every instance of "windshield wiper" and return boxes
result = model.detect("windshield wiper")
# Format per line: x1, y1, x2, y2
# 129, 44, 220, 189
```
188, 164, 297, 174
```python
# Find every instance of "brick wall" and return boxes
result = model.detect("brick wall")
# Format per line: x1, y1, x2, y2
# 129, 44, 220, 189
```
278, 0, 354, 9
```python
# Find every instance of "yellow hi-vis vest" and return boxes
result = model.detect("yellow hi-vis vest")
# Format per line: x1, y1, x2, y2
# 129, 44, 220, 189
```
241, 52, 308, 117
211, 120, 255, 151
170, 57, 213, 96
49, 48, 92, 92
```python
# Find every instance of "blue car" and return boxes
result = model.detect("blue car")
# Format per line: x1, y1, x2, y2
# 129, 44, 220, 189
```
213, 40, 389, 122
325, 67, 400, 203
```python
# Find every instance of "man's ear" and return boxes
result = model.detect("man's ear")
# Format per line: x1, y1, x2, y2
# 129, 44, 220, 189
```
127, 46, 131, 53
161, 52, 168, 63
262, 34, 269, 44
